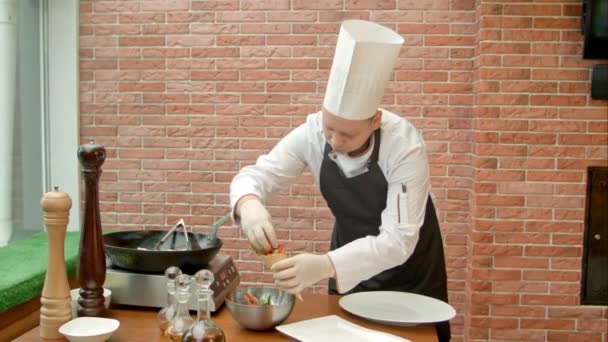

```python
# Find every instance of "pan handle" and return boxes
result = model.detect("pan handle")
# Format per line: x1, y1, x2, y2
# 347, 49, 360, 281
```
207, 213, 231, 241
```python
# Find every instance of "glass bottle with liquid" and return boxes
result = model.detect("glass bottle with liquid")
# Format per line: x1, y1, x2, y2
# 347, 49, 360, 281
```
157, 266, 182, 334
166, 274, 195, 342
183, 270, 226, 342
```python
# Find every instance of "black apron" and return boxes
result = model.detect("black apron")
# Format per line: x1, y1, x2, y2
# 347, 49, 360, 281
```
319, 129, 451, 342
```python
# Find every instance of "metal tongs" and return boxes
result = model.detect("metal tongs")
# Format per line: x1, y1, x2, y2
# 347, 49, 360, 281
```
153, 219, 193, 251
150, 214, 232, 251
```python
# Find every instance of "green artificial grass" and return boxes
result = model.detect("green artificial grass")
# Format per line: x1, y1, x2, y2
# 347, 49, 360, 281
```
0, 231, 80, 312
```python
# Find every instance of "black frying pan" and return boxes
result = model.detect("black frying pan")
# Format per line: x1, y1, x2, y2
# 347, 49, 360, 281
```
103, 215, 229, 274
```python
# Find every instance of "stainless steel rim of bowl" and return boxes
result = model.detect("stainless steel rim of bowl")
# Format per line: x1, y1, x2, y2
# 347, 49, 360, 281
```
226, 287, 295, 330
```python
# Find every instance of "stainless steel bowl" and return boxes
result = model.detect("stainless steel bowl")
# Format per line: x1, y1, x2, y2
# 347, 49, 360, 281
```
225, 287, 295, 331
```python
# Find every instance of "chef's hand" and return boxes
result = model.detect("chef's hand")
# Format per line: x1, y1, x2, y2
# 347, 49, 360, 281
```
236, 195, 277, 253
271, 254, 336, 294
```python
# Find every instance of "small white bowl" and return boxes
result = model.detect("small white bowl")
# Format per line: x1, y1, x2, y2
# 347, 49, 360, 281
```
71, 288, 112, 317
59, 317, 120, 342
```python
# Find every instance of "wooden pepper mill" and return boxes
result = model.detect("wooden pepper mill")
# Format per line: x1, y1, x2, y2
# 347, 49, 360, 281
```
40, 187, 73, 339
76, 141, 108, 317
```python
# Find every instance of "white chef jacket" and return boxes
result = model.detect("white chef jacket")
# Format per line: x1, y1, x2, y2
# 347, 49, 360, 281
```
230, 109, 433, 293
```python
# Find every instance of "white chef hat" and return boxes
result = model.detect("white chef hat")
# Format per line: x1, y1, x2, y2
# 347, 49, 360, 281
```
323, 20, 404, 120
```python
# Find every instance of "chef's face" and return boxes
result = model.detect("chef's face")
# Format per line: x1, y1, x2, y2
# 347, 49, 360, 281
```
322, 108, 382, 156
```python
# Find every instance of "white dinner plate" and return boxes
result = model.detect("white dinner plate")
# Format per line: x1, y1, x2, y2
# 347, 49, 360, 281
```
339, 291, 456, 326
276, 315, 411, 342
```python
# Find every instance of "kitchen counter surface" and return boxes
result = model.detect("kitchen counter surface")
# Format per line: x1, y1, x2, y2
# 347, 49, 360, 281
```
15, 293, 438, 341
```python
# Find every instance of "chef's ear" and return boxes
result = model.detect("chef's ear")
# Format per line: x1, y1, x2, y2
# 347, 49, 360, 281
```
371, 110, 382, 130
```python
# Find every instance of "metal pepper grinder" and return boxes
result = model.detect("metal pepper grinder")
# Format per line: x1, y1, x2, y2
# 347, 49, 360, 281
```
76, 140, 107, 317
39, 187, 73, 339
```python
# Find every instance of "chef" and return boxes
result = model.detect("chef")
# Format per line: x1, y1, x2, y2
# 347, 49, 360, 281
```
230, 19, 451, 341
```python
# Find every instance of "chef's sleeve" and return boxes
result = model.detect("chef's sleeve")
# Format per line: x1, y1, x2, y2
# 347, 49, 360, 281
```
230, 125, 309, 211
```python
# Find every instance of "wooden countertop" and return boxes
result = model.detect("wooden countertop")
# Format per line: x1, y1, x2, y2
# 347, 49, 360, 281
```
15, 294, 438, 341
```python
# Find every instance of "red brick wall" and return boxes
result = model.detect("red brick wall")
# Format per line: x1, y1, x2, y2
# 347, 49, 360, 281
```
468, 1, 608, 341
79, 1, 608, 341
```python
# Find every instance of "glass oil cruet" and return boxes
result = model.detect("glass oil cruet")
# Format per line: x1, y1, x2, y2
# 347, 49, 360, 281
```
166, 274, 195, 341
157, 266, 183, 334
183, 270, 226, 342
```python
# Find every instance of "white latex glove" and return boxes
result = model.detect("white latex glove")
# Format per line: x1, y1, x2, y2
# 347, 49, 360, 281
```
271, 254, 336, 294
238, 197, 277, 253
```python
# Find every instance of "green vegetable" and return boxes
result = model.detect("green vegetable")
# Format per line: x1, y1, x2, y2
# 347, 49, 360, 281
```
259, 293, 272, 306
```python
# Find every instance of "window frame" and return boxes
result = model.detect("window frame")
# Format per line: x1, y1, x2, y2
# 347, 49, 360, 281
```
43, 0, 80, 232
